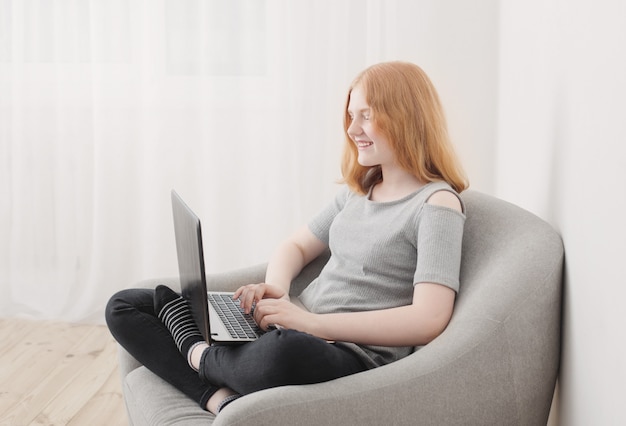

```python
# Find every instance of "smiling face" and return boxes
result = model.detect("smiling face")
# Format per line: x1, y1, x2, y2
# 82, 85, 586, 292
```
346, 85, 396, 169
341, 62, 468, 195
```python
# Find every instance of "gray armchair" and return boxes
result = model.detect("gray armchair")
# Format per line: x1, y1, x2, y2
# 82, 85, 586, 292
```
117, 190, 563, 425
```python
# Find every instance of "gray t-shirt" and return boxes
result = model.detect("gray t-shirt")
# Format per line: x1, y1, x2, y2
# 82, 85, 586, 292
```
299, 181, 466, 368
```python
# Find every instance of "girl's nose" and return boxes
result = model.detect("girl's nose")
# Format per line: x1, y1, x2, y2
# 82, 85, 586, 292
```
347, 119, 362, 137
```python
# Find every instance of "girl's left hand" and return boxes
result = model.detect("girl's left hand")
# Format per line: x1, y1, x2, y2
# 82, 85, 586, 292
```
253, 298, 315, 333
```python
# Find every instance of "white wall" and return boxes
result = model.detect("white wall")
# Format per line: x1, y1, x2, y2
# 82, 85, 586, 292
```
497, 1, 626, 424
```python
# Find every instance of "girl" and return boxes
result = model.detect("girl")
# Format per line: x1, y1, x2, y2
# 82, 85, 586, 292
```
106, 61, 468, 415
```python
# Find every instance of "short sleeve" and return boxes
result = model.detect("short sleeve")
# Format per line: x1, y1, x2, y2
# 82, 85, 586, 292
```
413, 203, 466, 292
307, 186, 350, 245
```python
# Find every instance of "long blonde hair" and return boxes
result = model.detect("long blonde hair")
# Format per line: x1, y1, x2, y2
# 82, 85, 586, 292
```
341, 61, 468, 194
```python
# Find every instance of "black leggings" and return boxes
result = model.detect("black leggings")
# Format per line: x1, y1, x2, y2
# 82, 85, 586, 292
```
105, 288, 367, 408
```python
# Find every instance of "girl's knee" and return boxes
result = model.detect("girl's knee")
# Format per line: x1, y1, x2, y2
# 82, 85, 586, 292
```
105, 290, 129, 330
104, 288, 152, 329
106, 289, 133, 314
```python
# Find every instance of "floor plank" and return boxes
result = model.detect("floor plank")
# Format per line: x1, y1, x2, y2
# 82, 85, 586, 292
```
0, 322, 90, 414
66, 368, 127, 426
0, 318, 127, 426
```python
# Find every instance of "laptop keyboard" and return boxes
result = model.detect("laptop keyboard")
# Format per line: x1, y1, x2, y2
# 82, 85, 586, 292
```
208, 293, 263, 339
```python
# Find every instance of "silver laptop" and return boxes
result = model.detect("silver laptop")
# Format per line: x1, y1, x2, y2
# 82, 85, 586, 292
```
171, 190, 263, 344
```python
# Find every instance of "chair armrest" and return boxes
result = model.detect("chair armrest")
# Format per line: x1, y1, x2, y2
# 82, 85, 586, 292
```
212, 318, 502, 426
130, 265, 268, 294
205, 249, 330, 296
214, 319, 533, 425
206, 263, 267, 292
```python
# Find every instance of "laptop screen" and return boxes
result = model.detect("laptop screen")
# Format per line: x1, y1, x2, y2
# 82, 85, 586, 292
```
171, 190, 211, 344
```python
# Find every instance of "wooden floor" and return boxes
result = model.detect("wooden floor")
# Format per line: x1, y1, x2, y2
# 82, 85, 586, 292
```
0, 318, 127, 426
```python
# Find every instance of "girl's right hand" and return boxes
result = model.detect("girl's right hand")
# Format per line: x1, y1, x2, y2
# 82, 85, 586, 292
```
233, 283, 289, 314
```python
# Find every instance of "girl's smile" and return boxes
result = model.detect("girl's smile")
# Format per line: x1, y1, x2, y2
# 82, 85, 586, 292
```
347, 86, 395, 169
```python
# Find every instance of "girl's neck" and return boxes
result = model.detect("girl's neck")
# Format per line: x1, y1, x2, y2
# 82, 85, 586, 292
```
370, 166, 424, 202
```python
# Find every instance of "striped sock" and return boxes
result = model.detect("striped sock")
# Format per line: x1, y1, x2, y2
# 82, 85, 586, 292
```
154, 285, 205, 360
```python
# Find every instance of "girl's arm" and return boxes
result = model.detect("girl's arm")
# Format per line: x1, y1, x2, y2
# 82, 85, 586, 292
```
234, 225, 327, 313
254, 282, 455, 346
312, 282, 455, 346
264, 225, 328, 293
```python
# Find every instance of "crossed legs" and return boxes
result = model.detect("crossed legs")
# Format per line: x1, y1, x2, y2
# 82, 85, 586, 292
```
105, 285, 367, 414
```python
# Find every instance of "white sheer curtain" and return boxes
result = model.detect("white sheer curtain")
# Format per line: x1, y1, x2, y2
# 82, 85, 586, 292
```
1, 0, 499, 322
